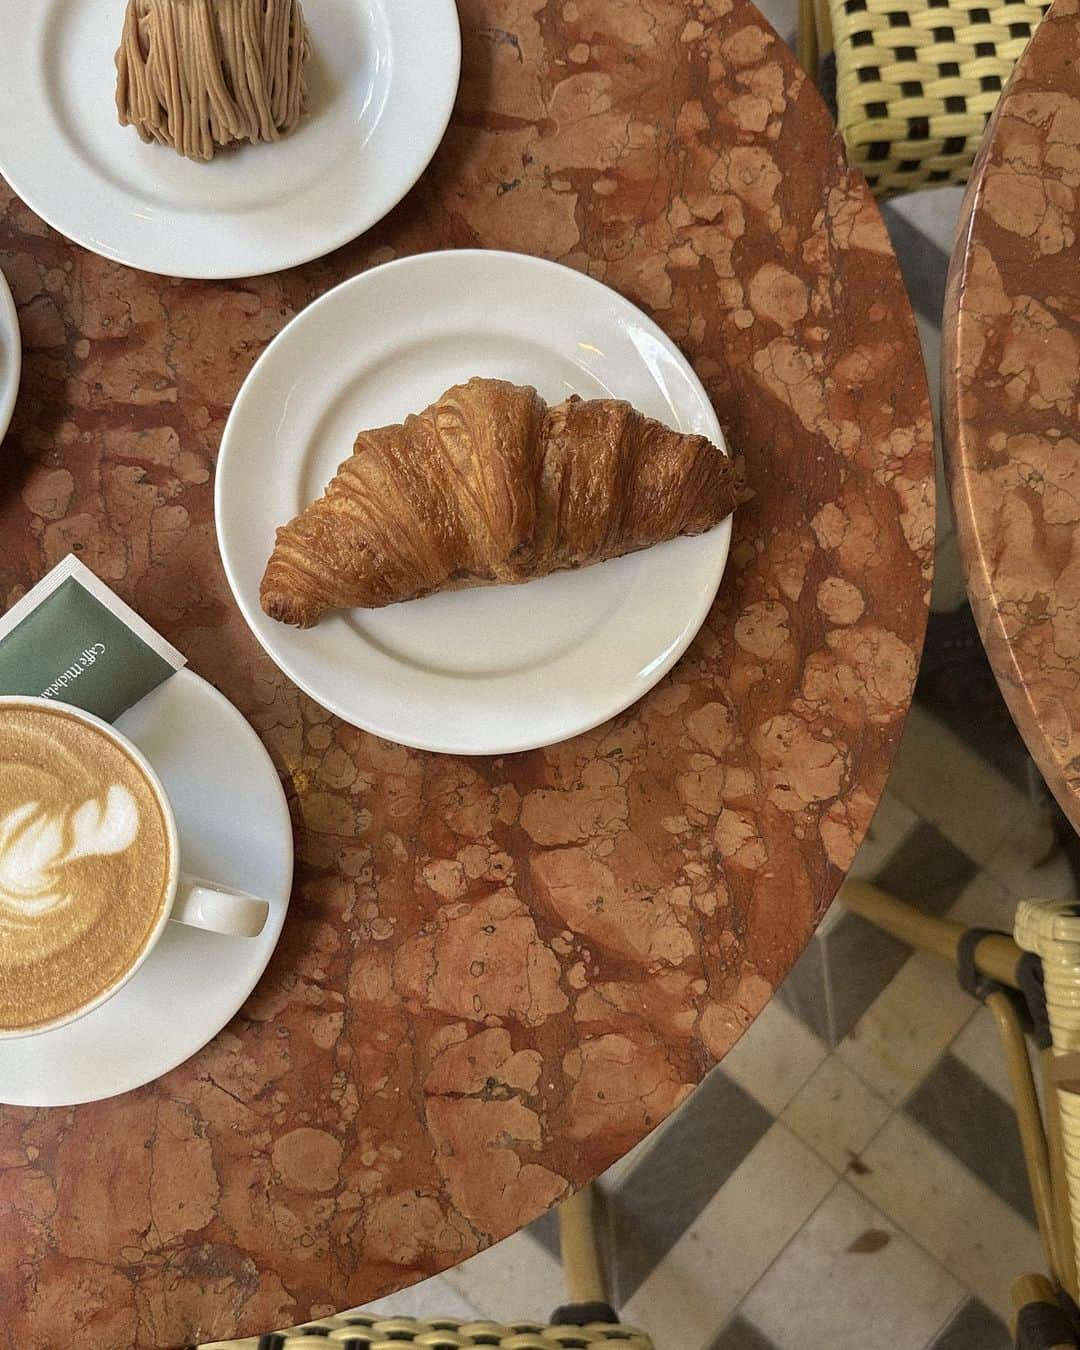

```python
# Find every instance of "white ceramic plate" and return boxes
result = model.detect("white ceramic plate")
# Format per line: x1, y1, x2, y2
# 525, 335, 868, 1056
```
216, 250, 732, 756
0, 0, 460, 279
0, 268, 19, 444
0, 669, 294, 1107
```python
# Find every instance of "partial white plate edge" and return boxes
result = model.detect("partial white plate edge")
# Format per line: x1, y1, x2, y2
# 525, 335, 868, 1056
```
0, 267, 20, 444
234, 527, 733, 759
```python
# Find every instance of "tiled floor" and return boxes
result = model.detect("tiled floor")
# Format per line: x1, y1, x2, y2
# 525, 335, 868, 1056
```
351, 25, 1080, 1350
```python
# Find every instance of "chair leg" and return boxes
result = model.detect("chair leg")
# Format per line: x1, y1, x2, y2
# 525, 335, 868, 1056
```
841, 880, 1021, 987
551, 1185, 619, 1327
797, 0, 819, 81
557, 1185, 608, 1306
987, 990, 1060, 1286
842, 884, 1066, 1286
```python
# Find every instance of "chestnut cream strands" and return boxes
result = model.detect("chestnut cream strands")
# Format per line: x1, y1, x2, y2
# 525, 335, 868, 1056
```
115, 0, 309, 162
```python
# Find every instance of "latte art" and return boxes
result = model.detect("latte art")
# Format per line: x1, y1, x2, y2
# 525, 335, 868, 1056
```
0, 786, 141, 922
0, 703, 173, 1033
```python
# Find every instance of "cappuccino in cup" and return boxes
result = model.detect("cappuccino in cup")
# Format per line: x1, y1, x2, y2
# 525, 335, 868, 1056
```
0, 698, 269, 1037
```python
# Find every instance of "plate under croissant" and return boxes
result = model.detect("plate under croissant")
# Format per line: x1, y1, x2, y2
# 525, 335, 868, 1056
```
216, 251, 733, 756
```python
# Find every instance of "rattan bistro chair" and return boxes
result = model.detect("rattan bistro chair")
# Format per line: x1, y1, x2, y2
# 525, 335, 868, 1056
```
201, 1189, 654, 1350
843, 886, 1080, 1348
798, 0, 1047, 197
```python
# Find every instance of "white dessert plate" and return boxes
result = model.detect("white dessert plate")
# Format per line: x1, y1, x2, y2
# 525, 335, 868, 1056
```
216, 250, 733, 757
0, 267, 19, 444
0, 0, 461, 278
217, 251, 733, 756
0, 669, 294, 1107
217, 253, 734, 761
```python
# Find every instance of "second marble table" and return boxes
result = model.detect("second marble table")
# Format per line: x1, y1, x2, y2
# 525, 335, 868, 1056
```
945, 0, 1080, 829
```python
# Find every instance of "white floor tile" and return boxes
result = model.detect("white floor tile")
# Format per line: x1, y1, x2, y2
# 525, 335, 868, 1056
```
358, 1274, 482, 1323
741, 1181, 964, 1350
850, 1114, 1045, 1321
623, 1122, 835, 1347
439, 1229, 565, 1326
947, 870, 1020, 934
983, 805, 1076, 905
846, 791, 921, 886
887, 705, 1029, 865
781, 1055, 892, 1173
837, 951, 976, 1106
721, 1000, 828, 1116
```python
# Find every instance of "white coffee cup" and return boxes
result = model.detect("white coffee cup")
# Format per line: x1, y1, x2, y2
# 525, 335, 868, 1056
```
0, 696, 271, 1039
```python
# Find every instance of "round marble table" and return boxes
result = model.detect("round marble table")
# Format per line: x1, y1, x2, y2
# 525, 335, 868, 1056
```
944, 0, 1080, 829
0, 2, 933, 1345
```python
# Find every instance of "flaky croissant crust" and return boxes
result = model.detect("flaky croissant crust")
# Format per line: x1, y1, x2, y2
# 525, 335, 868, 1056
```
261, 377, 741, 628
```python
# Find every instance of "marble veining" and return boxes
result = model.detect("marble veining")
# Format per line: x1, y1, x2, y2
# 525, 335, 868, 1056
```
0, 0, 932, 1344
945, 0, 1080, 829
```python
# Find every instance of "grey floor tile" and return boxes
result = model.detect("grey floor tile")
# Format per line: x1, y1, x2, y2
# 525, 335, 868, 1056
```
929, 1296, 1012, 1350
879, 203, 952, 325
822, 913, 914, 1046
847, 791, 920, 886
526, 1205, 560, 1260
780, 910, 915, 1048
779, 906, 920, 1048
709, 1315, 779, 1350
609, 1069, 773, 1303
934, 420, 954, 541
752, 0, 797, 45
906, 1053, 1035, 1225
888, 705, 1029, 866
930, 414, 954, 548
884, 185, 965, 258
874, 820, 979, 917
931, 530, 968, 616
916, 603, 1039, 794
777, 934, 831, 1044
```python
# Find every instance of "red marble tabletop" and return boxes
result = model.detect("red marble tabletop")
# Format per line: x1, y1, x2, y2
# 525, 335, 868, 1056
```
0, 2, 933, 1345
944, 0, 1080, 828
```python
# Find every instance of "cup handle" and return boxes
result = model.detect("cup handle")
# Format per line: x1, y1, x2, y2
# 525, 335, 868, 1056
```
171, 874, 270, 938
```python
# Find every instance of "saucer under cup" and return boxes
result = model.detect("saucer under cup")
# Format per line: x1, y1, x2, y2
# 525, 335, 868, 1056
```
0, 670, 293, 1107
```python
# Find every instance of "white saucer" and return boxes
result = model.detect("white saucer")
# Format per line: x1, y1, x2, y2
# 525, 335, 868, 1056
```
216, 250, 732, 756
0, 267, 19, 444
0, 0, 460, 278
0, 669, 293, 1107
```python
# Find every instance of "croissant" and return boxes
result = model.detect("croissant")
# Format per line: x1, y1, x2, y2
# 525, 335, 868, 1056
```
260, 377, 741, 628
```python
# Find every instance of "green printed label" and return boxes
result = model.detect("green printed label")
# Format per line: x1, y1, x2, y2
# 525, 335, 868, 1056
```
0, 562, 184, 724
